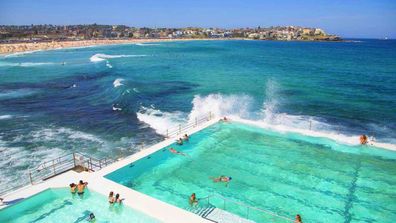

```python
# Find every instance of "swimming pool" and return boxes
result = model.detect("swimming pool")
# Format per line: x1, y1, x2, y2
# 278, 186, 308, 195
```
0, 188, 160, 223
105, 122, 396, 223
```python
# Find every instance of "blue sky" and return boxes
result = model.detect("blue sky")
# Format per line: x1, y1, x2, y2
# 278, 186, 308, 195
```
0, 0, 395, 38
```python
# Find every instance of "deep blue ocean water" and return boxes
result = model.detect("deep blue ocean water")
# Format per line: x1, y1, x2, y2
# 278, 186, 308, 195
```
0, 39, 395, 191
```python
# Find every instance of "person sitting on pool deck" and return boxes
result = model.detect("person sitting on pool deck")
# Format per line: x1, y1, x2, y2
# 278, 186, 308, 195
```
212, 176, 232, 187
189, 193, 198, 206
360, 134, 368, 145
176, 138, 183, 145
108, 191, 115, 204
169, 147, 187, 156
69, 183, 77, 194
115, 193, 124, 204
183, 134, 189, 142
77, 180, 88, 195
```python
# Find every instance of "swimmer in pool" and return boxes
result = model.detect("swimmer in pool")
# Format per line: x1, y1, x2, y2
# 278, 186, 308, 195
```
70, 183, 77, 194
211, 176, 232, 187
295, 214, 303, 223
108, 191, 115, 204
77, 180, 88, 196
87, 212, 95, 222
169, 148, 187, 156
183, 134, 189, 142
189, 193, 198, 206
176, 138, 183, 145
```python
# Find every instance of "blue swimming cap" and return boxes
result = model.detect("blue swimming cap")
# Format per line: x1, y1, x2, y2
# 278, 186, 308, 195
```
229, 177, 232, 180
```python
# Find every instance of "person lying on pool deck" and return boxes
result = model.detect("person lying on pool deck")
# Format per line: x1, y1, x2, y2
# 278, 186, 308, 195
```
169, 148, 187, 156
189, 193, 198, 206
77, 180, 88, 195
211, 176, 232, 187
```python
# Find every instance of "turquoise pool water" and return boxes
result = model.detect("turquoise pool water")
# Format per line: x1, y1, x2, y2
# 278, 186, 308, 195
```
106, 122, 396, 223
0, 188, 160, 223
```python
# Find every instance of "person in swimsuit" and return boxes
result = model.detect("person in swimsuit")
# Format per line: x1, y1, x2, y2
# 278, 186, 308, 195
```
108, 191, 115, 204
212, 176, 232, 187
77, 180, 88, 196
189, 193, 198, 206
295, 214, 303, 223
70, 183, 77, 194
115, 193, 124, 204
87, 212, 96, 222
183, 134, 189, 142
176, 138, 183, 145
360, 135, 368, 145
169, 148, 187, 156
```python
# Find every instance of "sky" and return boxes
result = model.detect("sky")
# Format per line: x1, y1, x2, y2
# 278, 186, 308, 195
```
0, 0, 395, 38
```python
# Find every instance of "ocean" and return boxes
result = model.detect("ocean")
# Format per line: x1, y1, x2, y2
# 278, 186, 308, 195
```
0, 39, 395, 191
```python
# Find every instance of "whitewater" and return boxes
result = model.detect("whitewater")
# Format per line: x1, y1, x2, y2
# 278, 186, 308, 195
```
0, 39, 395, 192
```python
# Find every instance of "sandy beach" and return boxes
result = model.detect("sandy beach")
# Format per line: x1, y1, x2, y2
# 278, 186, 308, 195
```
0, 38, 236, 55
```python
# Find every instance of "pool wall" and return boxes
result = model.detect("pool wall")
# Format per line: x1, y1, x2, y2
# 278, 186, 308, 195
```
1, 117, 219, 223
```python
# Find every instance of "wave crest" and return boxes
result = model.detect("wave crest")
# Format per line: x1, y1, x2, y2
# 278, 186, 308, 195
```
90, 53, 146, 62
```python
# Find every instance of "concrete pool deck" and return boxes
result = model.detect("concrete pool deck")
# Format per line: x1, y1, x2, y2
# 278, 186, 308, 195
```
1, 117, 219, 223
2, 116, 394, 222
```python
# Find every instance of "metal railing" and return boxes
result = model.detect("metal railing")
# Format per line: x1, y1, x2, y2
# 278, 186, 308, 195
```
199, 193, 294, 223
0, 112, 215, 197
0, 152, 116, 197
162, 112, 213, 139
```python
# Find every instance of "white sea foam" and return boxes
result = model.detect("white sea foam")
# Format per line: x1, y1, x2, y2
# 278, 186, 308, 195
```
113, 106, 122, 111
0, 61, 55, 67
135, 43, 161, 46
0, 115, 12, 120
3, 50, 41, 57
106, 61, 113, 68
136, 106, 186, 134
0, 89, 37, 100
113, 78, 124, 88
89, 53, 147, 62
135, 91, 396, 150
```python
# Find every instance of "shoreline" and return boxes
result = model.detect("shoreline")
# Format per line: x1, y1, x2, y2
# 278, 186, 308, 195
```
0, 38, 346, 56
0, 38, 243, 56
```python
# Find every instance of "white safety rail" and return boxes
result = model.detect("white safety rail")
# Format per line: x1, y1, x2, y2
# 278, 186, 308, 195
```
0, 112, 214, 197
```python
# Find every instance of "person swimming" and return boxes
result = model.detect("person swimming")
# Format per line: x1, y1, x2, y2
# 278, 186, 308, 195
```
176, 138, 183, 145
87, 212, 95, 222
115, 193, 124, 203
212, 176, 232, 187
77, 180, 88, 196
189, 193, 198, 206
295, 214, 303, 223
70, 183, 77, 194
220, 117, 229, 122
108, 191, 115, 204
169, 148, 187, 156
360, 135, 368, 145
183, 134, 189, 142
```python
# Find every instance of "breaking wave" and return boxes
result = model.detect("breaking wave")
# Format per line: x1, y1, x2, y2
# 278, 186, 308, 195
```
136, 90, 396, 150
0, 89, 37, 100
136, 106, 186, 134
0, 61, 55, 67
135, 43, 161, 46
0, 115, 12, 120
113, 78, 124, 88
90, 53, 147, 62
